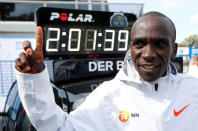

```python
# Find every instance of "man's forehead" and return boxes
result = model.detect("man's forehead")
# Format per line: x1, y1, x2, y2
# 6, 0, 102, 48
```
131, 14, 175, 42
133, 15, 171, 31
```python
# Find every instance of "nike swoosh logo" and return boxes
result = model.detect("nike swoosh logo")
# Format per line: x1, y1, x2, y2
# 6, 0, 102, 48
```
174, 104, 189, 117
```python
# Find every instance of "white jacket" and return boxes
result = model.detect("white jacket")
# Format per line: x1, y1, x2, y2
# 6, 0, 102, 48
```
16, 50, 198, 131
187, 65, 198, 79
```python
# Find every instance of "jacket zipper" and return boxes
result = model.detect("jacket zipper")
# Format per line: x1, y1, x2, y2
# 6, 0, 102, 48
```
155, 84, 158, 91
154, 83, 162, 131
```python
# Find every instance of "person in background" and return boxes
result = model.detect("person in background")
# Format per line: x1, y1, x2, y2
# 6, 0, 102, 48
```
172, 57, 183, 73
15, 11, 198, 131
187, 56, 198, 78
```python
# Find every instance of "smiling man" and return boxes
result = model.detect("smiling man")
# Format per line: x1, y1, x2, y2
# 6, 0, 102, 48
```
130, 12, 177, 82
15, 11, 198, 131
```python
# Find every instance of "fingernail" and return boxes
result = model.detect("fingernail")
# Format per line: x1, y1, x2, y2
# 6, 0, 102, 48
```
29, 49, 32, 55
25, 66, 31, 71
26, 49, 32, 58
27, 48, 32, 55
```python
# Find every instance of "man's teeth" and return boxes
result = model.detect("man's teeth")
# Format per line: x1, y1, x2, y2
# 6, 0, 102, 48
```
142, 65, 156, 69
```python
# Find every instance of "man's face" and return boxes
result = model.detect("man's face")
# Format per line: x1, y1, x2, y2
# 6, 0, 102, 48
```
130, 16, 177, 82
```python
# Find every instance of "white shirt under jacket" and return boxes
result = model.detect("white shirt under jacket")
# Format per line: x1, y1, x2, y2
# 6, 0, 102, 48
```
16, 50, 198, 131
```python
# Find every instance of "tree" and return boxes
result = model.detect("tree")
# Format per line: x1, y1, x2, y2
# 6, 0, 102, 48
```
180, 35, 198, 47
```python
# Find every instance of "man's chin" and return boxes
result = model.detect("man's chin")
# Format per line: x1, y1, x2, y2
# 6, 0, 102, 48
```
139, 72, 160, 82
142, 78, 157, 82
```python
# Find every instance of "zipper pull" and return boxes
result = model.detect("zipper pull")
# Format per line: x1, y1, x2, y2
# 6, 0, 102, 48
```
155, 84, 158, 91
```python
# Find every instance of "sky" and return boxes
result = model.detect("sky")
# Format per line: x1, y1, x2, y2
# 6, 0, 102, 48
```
108, 0, 198, 43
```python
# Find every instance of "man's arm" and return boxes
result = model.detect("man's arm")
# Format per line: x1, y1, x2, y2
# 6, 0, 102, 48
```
15, 27, 69, 130
16, 68, 67, 130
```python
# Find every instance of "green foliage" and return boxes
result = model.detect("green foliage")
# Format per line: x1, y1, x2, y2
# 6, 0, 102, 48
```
181, 35, 198, 47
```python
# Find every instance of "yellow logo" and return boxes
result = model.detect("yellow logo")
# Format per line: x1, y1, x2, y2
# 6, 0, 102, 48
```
119, 110, 129, 122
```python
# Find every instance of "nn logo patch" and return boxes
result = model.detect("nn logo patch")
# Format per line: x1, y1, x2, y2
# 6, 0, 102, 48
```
119, 110, 130, 122
119, 110, 140, 122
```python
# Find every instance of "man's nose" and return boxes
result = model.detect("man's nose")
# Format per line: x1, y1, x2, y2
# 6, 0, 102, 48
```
142, 44, 156, 60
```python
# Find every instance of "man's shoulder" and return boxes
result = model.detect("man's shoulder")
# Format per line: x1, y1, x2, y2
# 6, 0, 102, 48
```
89, 79, 123, 97
71, 79, 123, 114
177, 73, 198, 80
77, 78, 123, 107
176, 73, 198, 85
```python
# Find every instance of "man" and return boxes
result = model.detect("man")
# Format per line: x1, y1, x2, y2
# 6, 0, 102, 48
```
188, 56, 198, 78
15, 12, 198, 131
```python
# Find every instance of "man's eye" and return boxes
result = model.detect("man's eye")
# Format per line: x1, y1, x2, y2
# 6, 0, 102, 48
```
156, 42, 167, 48
134, 42, 145, 48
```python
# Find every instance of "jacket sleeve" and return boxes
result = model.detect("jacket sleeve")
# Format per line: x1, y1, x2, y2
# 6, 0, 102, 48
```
15, 67, 73, 131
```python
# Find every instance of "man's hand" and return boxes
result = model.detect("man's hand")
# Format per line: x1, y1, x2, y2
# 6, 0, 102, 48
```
15, 26, 44, 74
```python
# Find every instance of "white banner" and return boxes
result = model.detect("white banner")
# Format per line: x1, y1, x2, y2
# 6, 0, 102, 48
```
0, 36, 36, 60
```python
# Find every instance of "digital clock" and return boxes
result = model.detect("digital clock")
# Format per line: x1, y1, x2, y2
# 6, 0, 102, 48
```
36, 7, 137, 59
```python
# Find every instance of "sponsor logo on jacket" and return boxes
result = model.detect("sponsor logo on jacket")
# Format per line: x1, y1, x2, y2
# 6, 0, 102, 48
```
119, 110, 129, 122
119, 110, 140, 122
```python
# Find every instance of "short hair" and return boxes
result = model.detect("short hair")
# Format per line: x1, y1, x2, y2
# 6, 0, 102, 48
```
135, 11, 176, 42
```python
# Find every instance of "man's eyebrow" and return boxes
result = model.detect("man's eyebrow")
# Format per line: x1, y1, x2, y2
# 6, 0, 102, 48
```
133, 37, 169, 42
153, 38, 169, 43
133, 38, 146, 43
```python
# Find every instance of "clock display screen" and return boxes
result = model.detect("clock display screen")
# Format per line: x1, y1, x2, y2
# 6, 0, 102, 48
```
36, 7, 137, 59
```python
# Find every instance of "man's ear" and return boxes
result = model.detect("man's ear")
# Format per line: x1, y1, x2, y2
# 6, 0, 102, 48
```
171, 43, 178, 61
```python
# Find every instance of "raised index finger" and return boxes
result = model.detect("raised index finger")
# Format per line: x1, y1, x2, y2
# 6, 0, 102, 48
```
35, 26, 43, 52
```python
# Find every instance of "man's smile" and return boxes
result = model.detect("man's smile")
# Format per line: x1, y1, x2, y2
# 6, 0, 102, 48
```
139, 64, 160, 71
